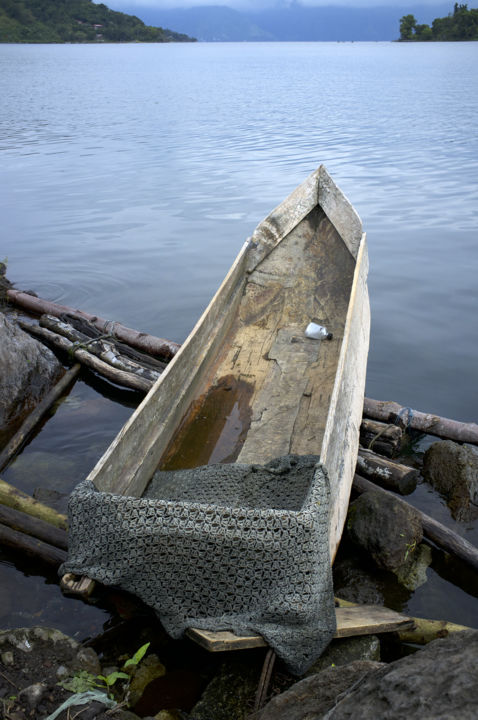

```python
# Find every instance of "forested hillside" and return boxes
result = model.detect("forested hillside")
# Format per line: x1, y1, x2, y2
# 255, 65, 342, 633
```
400, 2, 478, 40
0, 0, 195, 43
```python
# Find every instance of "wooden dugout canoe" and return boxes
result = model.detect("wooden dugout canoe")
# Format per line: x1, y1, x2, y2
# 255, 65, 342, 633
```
85, 164, 370, 563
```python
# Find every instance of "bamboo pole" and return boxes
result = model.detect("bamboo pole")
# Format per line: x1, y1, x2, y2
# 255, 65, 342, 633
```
0, 363, 81, 473
19, 321, 153, 394
0, 477, 67, 530
7, 288, 180, 361
352, 474, 478, 573
363, 397, 478, 446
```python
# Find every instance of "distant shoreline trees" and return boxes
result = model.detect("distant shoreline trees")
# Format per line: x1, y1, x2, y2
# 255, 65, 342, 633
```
399, 3, 478, 41
0, 0, 195, 43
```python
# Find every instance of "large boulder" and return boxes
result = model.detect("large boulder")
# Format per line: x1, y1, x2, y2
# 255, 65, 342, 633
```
325, 630, 478, 719
346, 489, 430, 589
0, 312, 63, 430
423, 440, 478, 521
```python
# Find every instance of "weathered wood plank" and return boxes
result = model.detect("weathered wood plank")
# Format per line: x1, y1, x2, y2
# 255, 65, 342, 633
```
185, 605, 413, 652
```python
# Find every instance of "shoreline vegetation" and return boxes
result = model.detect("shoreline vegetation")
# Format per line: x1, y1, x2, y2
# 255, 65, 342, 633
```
0, 0, 196, 43
399, 3, 478, 41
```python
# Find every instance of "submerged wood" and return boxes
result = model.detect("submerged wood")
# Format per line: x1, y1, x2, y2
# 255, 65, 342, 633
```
19, 321, 152, 393
363, 397, 478, 446
39, 314, 162, 385
0, 477, 67, 531
0, 522, 67, 567
6, 288, 180, 361
0, 503, 68, 550
356, 448, 419, 495
0, 363, 81, 473
352, 474, 478, 573
360, 418, 403, 457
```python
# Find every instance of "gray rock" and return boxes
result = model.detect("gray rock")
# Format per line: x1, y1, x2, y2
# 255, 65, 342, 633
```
423, 440, 478, 521
19, 682, 47, 709
325, 630, 478, 719
191, 656, 260, 720
0, 312, 62, 428
74, 646, 102, 676
257, 660, 384, 720
305, 635, 380, 676
346, 489, 430, 588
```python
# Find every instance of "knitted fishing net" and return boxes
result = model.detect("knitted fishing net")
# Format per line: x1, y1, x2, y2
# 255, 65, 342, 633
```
61, 454, 336, 675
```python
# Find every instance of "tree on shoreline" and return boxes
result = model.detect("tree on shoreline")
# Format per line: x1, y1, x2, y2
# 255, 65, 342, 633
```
399, 3, 478, 41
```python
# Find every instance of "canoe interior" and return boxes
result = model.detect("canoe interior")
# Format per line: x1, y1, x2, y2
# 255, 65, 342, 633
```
159, 207, 355, 470
87, 166, 370, 558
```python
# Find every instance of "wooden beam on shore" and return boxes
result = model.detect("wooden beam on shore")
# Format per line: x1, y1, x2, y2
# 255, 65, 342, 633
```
363, 397, 478, 446
352, 474, 478, 573
6, 288, 180, 362
360, 418, 403, 458
0, 363, 81, 473
0, 477, 67, 531
19, 321, 153, 394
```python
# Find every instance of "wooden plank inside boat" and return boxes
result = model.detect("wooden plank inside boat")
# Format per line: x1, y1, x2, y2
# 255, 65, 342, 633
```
186, 605, 414, 652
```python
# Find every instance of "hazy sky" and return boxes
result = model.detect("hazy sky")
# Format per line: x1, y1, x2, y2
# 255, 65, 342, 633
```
100, 0, 456, 9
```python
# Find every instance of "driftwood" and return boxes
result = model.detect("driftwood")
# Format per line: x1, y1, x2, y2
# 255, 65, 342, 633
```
364, 397, 478, 446
0, 477, 67, 531
334, 598, 470, 644
0, 523, 67, 567
40, 314, 162, 385
360, 418, 403, 458
353, 474, 478, 573
60, 313, 167, 373
0, 503, 68, 550
0, 363, 81, 473
356, 448, 419, 495
19, 321, 153, 394
6, 288, 180, 361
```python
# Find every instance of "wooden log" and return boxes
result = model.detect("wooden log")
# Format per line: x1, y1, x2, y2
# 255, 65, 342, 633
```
0, 477, 67, 531
364, 397, 478, 446
0, 503, 68, 550
60, 313, 167, 373
0, 522, 67, 567
19, 321, 153, 394
360, 418, 403, 458
39, 314, 162, 384
356, 448, 419, 495
6, 288, 180, 362
0, 363, 81, 473
352, 474, 478, 573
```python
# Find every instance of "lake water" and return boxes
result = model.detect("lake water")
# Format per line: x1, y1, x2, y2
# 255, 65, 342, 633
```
0, 42, 477, 638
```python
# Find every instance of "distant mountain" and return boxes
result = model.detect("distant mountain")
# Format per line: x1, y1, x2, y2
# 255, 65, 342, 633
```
129, 3, 454, 42
0, 0, 195, 43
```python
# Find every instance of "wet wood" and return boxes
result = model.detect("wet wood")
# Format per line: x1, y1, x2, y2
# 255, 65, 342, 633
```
360, 418, 403, 457
0, 364, 81, 473
0, 477, 67, 531
0, 522, 67, 567
6, 288, 180, 361
356, 448, 419, 495
19, 321, 152, 394
0, 504, 68, 550
352, 474, 478, 573
363, 397, 478, 446
186, 605, 413, 652
60, 573, 96, 598
397, 617, 471, 644
39, 314, 162, 385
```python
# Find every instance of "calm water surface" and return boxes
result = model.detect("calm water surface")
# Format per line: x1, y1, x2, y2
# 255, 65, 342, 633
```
0, 42, 477, 636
